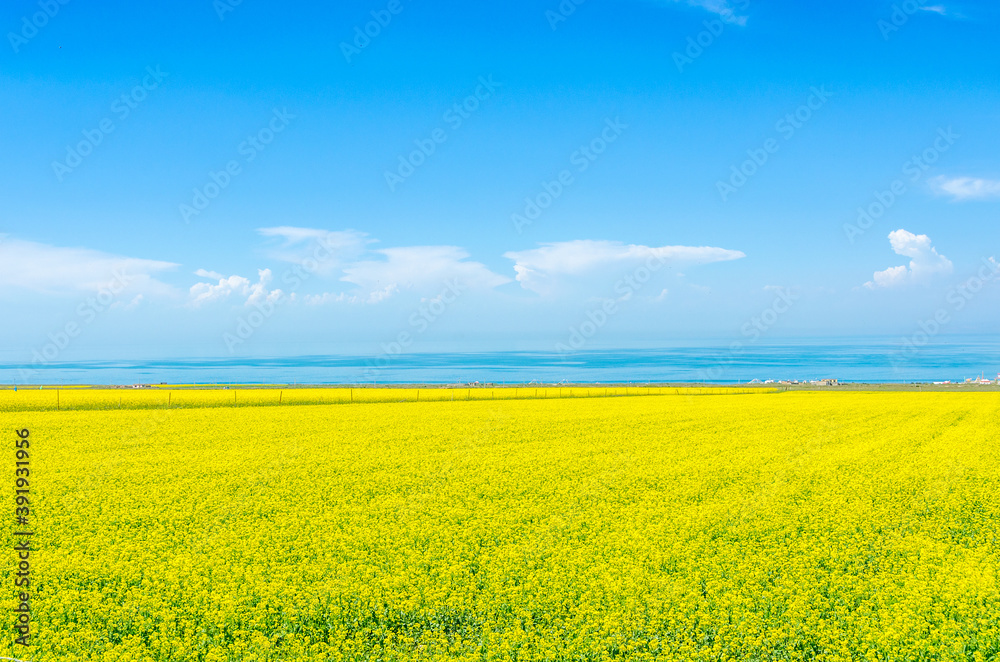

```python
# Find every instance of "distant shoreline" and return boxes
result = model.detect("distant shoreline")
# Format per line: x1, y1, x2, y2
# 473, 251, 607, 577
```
4, 383, 999, 392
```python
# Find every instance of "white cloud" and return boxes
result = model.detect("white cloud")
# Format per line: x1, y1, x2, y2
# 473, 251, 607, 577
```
304, 286, 400, 306
504, 240, 744, 296
189, 275, 251, 306
865, 229, 953, 289
250, 229, 512, 306
303, 292, 345, 305
111, 294, 145, 311
341, 246, 510, 300
258, 226, 336, 244
866, 265, 910, 289
226, 233, 741, 306
930, 176, 1000, 201
0, 238, 177, 296
653, 0, 748, 25
257, 227, 370, 275
189, 269, 283, 307
367, 283, 399, 304
246, 269, 284, 307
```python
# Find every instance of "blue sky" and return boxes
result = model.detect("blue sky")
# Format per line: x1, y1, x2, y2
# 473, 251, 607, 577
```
1, 0, 999, 362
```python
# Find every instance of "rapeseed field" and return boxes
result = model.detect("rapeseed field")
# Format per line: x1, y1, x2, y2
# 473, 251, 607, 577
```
2, 389, 997, 661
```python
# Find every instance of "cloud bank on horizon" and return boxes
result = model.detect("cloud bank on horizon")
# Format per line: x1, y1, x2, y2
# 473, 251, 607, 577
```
0, 229, 747, 310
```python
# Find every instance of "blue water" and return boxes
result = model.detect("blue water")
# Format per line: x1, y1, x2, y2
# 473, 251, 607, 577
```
3, 338, 999, 385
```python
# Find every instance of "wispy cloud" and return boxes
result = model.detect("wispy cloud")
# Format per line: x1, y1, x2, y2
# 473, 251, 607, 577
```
504, 240, 745, 296
194, 268, 226, 281
864, 229, 953, 289
341, 246, 510, 299
304, 285, 399, 306
0, 238, 177, 296
920, 5, 968, 18
257, 227, 370, 275
930, 176, 1000, 201
654, 0, 749, 25
189, 230, 747, 308
248, 229, 511, 305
